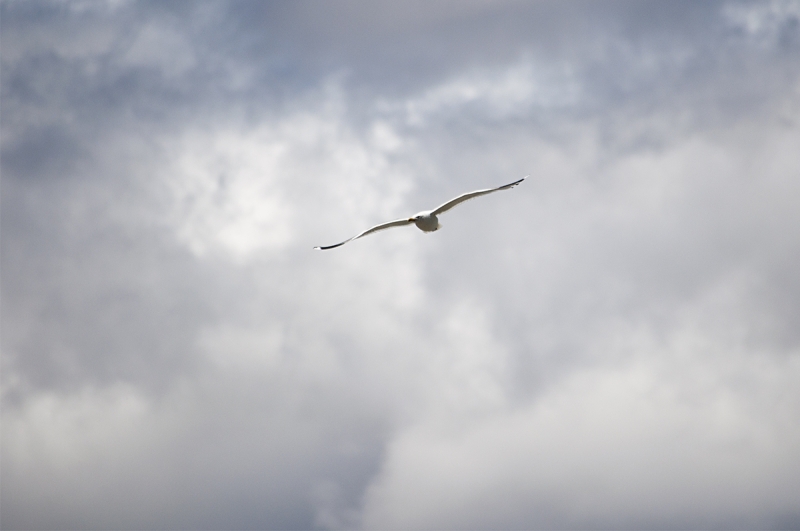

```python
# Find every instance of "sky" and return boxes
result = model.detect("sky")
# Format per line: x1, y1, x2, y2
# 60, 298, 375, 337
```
2, 0, 800, 529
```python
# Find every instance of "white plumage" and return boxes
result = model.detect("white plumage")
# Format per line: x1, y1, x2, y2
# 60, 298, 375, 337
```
314, 176, 527, 250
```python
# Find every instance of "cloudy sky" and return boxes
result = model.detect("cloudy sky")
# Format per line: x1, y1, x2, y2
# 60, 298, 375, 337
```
2, 1, 800, 529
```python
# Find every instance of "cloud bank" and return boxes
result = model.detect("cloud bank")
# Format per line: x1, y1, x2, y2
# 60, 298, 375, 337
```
2, 1, 800, 529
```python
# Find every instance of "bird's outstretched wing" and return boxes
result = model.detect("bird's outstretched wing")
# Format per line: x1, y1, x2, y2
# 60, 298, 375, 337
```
431, 175, 528, 216
314, 218, 414, 250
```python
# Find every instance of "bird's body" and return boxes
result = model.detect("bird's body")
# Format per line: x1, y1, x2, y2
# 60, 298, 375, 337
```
411, 211, 441, 232
314, 175, 527, 250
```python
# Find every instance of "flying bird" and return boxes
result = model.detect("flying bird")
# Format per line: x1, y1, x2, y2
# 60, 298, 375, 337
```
314, 175, 527, 250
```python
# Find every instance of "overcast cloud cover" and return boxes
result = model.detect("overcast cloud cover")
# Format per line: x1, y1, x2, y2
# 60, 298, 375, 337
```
2, 0, 800, 529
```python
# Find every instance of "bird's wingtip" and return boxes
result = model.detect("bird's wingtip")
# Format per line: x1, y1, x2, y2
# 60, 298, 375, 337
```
314, 241, 347, 250
504, 175, 528, 188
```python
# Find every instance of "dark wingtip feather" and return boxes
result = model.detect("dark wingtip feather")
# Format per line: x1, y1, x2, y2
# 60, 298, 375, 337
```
500, 175, 529, 190
314, 241, 347, 250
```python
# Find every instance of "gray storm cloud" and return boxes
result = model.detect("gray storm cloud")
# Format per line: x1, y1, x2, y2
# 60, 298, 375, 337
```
2, 1, 800, 529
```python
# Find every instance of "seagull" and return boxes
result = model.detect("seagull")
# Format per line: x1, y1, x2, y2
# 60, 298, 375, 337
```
314, 175, 527, 250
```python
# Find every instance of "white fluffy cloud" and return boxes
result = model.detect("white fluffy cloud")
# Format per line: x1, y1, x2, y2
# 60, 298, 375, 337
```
2, 1, 799, 529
